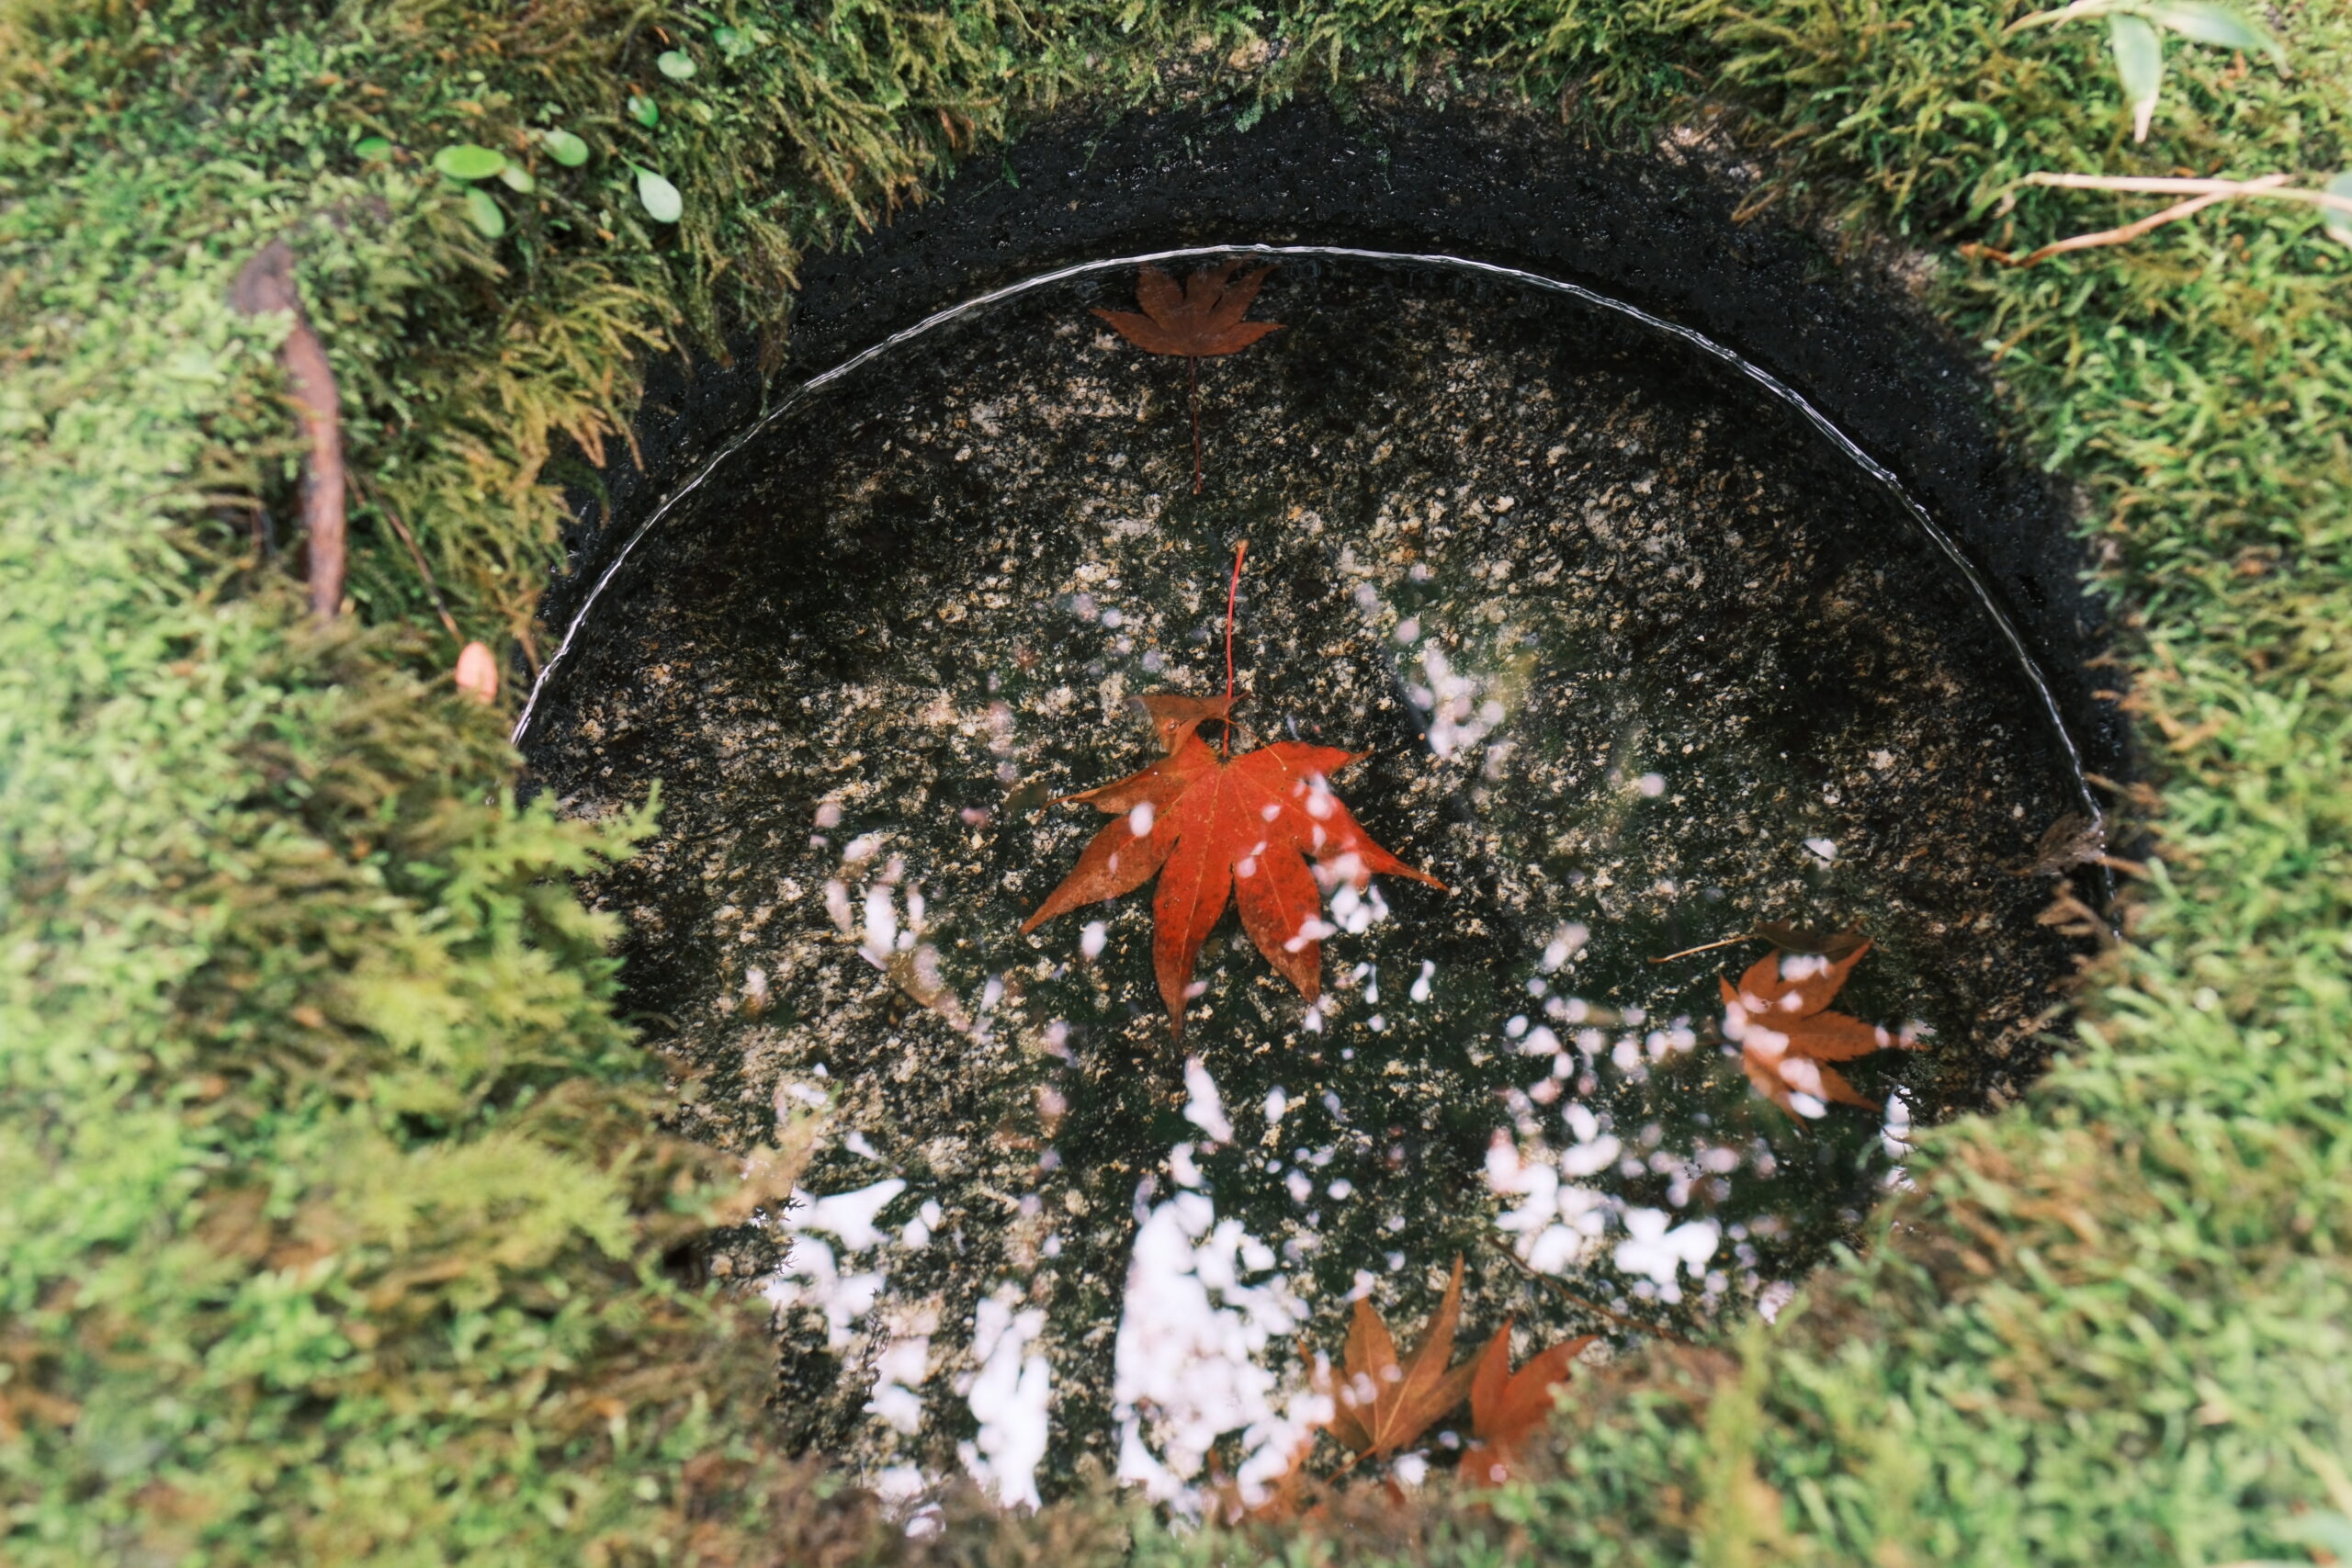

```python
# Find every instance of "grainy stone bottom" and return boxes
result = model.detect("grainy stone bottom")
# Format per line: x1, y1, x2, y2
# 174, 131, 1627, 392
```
529, 256, 2089, 1504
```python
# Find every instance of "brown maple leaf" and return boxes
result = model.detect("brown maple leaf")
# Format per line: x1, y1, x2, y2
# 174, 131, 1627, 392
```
1719, 940, 1915, 1116
1091, 261, 1282, 494
1325, 1258, 1478, 1461
1455, 1319, 1594, 1486
1022, 691, 1441, 1038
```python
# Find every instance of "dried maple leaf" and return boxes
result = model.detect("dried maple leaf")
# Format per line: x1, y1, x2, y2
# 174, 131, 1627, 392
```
1091, 261, 1282, 493
1325, 1258, 1478, 1461
1456, 1318, 1595, 1485
1023, 692, 1442, 1037
1091, 260, 1283, 358
1719, 940, 1914, 1116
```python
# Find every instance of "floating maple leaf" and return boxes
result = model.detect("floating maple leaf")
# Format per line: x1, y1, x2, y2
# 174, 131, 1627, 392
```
1091, 260, 1282, 493
1456, 1318, 1594, 1486
1719, 940, 1915, 1116
1749, 920, 1868, 963
1325, 1258, 1478, 1461
1022, 691, 1442, 1038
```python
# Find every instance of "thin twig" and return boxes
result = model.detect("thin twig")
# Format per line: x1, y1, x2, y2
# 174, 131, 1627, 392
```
2021, 173, 2336, 202
1647, 931, 1756, 965
1496, 1246, 1693, 1347
1967, 188, 2244, 266
1966, 173, 2322, 267
352, 474, 459, 639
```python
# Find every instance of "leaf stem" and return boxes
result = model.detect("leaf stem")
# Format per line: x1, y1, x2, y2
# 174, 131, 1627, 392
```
1494, 1246, 1694, 1347
1224, 540, 1248, 757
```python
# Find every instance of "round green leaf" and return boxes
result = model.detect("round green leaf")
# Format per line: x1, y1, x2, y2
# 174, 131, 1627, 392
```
498, 164, 536, 194
628, 93, 660, 129
634, 165, 683, 224
433, 143, 507, 181
462, 186, 507, 239
2108, 14, 2164, 143
541, 128, 590, 167
656, 49, 695, 80
354, 135, 393, 162
712, 25, 743, 54
2323, 172, 2352, 249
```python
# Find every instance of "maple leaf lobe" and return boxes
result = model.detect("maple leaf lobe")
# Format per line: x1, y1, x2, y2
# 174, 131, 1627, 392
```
1456, 1318, 1594, 1483
1329, 1258, 1477, 1459
1091, 261, 1283, 358
1023, 695, 1441, 1037
1721, 939, 1917, 1115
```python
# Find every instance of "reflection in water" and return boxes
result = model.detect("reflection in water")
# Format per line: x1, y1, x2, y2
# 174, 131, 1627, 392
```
528, 256, 2091, 1511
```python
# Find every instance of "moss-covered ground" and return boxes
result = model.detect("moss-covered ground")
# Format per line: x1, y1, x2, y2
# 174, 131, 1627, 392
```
2, 1, 2346, 1563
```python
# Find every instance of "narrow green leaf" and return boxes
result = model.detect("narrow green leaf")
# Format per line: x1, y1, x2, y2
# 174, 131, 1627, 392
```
541, 129, 590, 167
634, 165, 683, 223
2146, 1, 2281, 58
354, 136, 392, 162
629, 93, 660, 129
498, 164, 536, 194
2323, 173, 2352, 249
2109, 14, 2164, 143
462, 186, 507, 239
432, 143, 507, 181
657, 50, 696, 80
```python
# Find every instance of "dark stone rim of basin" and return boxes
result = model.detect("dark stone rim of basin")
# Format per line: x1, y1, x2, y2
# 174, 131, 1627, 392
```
524, 98, 2127, 806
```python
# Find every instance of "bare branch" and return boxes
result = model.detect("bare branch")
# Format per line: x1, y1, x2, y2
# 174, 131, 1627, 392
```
230, 241, 345, 621
1963, 172, 2335, 266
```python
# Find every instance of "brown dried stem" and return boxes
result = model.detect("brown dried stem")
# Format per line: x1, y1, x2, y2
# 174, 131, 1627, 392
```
1965, 172, 2343, 266
230, 241, 345, 620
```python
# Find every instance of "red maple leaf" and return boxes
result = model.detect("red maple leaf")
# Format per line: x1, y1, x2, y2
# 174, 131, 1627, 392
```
1091, 260, 1282, 493
1719, 940, 1915, 1115
1021, 690, 1441, 1038
1455, 1319, 1593, 1486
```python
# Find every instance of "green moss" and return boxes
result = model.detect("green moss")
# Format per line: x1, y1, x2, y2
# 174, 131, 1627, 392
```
3, 0, 2347, 1562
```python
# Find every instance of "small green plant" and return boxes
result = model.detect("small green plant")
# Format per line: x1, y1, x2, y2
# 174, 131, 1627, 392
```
432, 142, 511, 236
632, 164, 684, 222
2006, 0, 2283, 141
541, 127, 591, 165
1972, 3, 2352, 265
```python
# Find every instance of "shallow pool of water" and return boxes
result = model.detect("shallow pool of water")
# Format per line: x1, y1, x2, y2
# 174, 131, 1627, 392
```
526, 253, 2093, 1509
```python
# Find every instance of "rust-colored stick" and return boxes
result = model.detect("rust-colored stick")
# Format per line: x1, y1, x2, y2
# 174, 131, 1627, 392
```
1223, 538, 1248, 733
1967, 172, 2307, 268
231, 241, 345, 621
